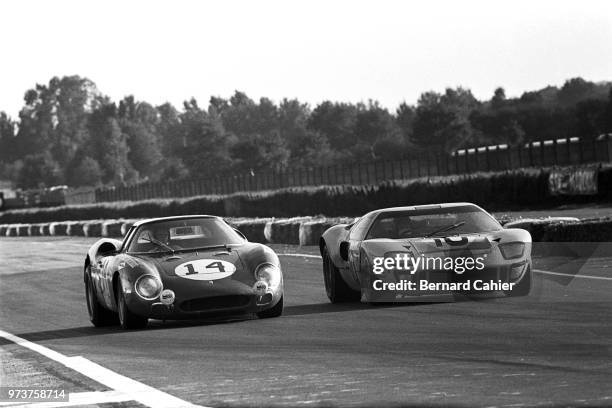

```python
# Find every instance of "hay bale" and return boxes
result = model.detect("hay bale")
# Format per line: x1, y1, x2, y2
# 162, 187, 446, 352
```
51, 222, 69, 236
232, 219, 269, 243
299, 219, 337, 246
264, 219, 303, 245
103, 220, 124, 237
504, 217, 580, 241
84, 221, 104, 237
67, 221, 86, 236
40, 224, 50, 235
121, 219, 139, 236
17, 224, 29, 236
28, 224, 42, 236
6, 225, 18, 236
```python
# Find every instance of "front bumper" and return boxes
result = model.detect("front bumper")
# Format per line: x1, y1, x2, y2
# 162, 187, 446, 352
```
125, 277, 282, 320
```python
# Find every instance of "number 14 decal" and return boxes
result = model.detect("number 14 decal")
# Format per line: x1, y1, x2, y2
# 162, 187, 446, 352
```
185, 261, 226, 275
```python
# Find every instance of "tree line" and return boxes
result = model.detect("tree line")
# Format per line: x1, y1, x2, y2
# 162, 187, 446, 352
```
0, 75, 610, 189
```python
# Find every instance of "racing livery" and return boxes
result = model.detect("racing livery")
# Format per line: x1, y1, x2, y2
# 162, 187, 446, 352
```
84, 215, 283, 329
319, 203, 532, 303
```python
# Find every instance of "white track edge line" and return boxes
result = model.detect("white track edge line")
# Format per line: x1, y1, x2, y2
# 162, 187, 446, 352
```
279, 253, 322, 259
0, 329, 207, 408
533, 269, 612, 281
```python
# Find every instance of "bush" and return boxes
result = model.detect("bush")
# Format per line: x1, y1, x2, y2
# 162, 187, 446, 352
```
0, 165, 609, 223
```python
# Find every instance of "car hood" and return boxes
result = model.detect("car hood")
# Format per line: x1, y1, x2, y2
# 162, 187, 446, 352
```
362, 232, 499, 259
131, 246, 249, 282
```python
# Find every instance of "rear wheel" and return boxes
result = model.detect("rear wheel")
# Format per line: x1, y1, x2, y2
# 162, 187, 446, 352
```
505, 265, 532, 297
116, 280, 148, 329
85, 268, 117, 327
323, 246, 360, 303
257, 295, 283, 318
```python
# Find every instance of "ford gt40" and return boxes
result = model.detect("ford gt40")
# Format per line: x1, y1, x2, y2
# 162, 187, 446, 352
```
319, 203, 532, 303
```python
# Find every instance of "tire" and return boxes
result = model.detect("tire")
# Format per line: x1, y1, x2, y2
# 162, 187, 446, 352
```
85, 268, 118, 327
322, 245, 361, 303
505, 265, 532, 297
256, 295, 283, 318
116, 280, 148, 329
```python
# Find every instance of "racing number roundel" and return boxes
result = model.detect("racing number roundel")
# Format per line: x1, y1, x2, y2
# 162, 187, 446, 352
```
174, 259, 236, 280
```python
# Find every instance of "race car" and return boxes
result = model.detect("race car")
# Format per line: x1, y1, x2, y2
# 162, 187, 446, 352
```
319, 203, 532, 303
84, 215, 283, 329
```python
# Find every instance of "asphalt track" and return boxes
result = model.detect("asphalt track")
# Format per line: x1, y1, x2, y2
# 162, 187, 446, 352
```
1, 237, 612, 407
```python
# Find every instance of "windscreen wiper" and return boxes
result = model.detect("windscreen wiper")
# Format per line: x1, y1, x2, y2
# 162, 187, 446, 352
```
195, 244, 232, 252
142, 236, 175, 253
424, 221, 466, 237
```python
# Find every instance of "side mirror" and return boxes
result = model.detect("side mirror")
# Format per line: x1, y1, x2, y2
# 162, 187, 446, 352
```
339, 241, 349, 261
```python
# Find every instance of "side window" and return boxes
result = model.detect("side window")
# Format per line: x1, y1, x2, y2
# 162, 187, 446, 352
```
348, 216, 371, 241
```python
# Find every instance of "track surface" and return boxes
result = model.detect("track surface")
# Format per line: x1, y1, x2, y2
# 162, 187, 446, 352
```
1, 237, 612, 407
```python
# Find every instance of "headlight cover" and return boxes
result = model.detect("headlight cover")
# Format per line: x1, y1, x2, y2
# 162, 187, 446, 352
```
135, 275, 163, 300
499, 242, 525, 260
255, 263, 281, 290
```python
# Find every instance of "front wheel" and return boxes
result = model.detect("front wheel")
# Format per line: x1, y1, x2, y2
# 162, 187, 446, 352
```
257, 295, 283, 318
323, 246, 361, 303
116, 280, 148, 329
505, 265, 532, 297
85, 269, 117, 327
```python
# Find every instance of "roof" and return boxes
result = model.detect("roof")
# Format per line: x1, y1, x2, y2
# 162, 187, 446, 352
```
366, 202, 482, 216
132, 215, 220, 227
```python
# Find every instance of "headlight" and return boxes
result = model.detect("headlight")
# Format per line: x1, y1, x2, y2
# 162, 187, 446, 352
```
135, 275, 163, 300
255, 263, 281, 290
499, 242, 525, 260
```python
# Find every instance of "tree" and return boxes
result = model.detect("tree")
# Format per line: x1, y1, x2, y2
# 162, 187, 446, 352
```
308, 101, 359, 157
412, 88, 479, 152
66, 155, 103, 186
88, 104, 132, 184
17, 152, 61, 188
179, 100, 235, 177
16, 76, 104, 176
491, 87, 506, 109
0, 112, 16, 164
396, 102, 415, 141
118, 98, 163, 181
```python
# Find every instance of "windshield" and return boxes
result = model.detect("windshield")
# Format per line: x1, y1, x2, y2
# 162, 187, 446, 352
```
366, 205, 501, 240
126, 218, 244, 253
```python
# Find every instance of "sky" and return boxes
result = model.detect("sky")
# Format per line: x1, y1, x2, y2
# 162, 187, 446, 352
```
1, 0, 611, 118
